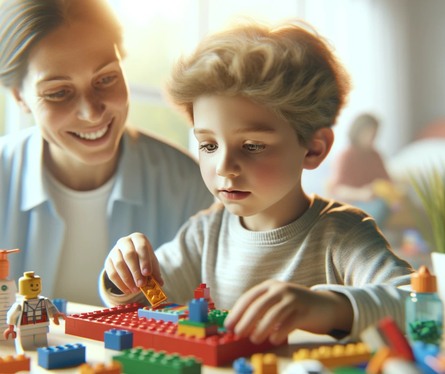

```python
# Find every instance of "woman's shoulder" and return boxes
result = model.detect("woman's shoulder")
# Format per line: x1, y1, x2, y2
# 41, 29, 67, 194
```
0, 127, 40, 160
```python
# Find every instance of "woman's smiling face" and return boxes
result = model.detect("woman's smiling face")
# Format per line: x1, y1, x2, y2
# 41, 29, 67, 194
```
15, 20, 129, 169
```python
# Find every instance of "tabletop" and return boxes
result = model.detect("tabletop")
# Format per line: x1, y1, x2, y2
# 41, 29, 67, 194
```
0, 302, 335, 373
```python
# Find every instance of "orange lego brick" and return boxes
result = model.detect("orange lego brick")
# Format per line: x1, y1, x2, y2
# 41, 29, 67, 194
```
139, 276, 168, 308
293, 342, 371, 368
251, 353, 278, 374
78, 361, 122, 373
0, 354, 31, 373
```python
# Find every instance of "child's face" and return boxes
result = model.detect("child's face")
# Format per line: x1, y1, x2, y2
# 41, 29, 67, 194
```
193, 95, 310, 231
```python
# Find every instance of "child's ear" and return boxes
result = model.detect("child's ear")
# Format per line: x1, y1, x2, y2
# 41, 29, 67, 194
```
11, 88, 31, 113
303, 127, 334, 170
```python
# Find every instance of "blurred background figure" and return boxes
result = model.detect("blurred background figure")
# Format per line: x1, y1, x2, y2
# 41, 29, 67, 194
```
327, 113, 402, 228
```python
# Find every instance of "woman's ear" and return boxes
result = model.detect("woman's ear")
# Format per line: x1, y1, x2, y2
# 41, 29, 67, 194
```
303, 127, 334, 170
11, 88, 31, 113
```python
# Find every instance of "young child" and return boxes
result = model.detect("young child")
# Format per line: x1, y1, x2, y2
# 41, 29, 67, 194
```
100, 21, 413, 345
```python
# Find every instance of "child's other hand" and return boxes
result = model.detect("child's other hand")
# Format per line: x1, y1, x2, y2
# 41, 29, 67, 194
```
224, 280, 353, 345
104, 232, 163, 294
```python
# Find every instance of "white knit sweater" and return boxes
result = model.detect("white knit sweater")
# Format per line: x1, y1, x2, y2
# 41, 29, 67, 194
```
100, 195, 413, 339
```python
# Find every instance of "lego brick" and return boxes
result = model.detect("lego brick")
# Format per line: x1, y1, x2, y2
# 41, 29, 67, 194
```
0, 354, 31, 373
139, 276, 168, 307
104, 329, 133, 351
233, 357, 253, 373
189, 298, 208, 323
193, 284, 214, 309
113, 347, 201, 374
177, 320, 218, 338
251, 353, 278, 374
208, 309, 228, 328
38, 343, 86, 369
52, 298, 68, 314
377, 317, 415, 362
138, 303, 188, 323
65, 303, 283, 366
78, 362, 122, 374
293, 342, 371, 368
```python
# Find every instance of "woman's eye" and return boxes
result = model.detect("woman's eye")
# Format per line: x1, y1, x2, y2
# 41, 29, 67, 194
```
199, 143, 218, 153
95, 74, 118, 87
43, 89, 72, 102
244, 143, 265, 152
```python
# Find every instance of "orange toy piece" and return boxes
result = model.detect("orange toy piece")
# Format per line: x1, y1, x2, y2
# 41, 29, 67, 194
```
139, 276, 167, 308
293, 342, 371, 368
0, 354, 31, 373
251, 353, 278, 374
78, 361, 122, 374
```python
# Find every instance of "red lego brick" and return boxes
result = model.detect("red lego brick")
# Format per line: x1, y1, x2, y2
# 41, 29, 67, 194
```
65, 303, 283, 366
0, 354, 31, 373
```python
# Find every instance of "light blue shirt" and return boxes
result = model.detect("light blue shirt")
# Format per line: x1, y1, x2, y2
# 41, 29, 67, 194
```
0, 126, 213, 296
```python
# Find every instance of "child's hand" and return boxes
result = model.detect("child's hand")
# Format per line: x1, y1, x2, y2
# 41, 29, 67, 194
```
224, 280, 353, 345
104, 232, 163, 294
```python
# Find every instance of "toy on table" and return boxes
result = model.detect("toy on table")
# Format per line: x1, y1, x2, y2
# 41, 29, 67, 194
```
0, 248, 20, 340
405, 266, 444, 346
3, 271, 65, 350
65, 283, 280, 366
139, 275, 168, 308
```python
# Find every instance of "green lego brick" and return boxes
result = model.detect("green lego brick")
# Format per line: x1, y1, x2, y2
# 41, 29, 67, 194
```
113, 347, 201, 374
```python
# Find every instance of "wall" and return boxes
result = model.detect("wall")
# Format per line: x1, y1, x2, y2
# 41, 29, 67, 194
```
407, 0, 445, 137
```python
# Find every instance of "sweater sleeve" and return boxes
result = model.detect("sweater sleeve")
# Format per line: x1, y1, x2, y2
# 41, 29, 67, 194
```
311, 217, 413, 340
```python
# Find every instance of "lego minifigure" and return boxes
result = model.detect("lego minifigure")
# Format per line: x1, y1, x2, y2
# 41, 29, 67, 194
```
0, 248, 20, 341
3, 271, 64, 350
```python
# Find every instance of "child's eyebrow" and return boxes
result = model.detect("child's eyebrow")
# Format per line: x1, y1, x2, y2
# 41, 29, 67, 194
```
194, 123, 277, 135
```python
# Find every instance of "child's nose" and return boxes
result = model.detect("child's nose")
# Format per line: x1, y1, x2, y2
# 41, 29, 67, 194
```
216, 151, 240, 177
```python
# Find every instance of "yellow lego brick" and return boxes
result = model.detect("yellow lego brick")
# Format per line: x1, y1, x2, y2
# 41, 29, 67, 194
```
251, 353, 278, 374
139, 276, 168, 308
177, 321, 218, 338
293, 342, 371, 368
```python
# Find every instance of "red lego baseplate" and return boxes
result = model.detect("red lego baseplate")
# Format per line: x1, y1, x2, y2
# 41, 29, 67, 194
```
64, 303, 284, 366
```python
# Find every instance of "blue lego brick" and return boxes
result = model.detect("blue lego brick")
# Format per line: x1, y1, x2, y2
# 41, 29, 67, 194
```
411, 341, 440, 374
113, 347, 202, 374
37, 343, 86, 369
138, 303, 188, 323
104, 329, 134, 351
189, 298, 208, 323
233, 357, 253, 373
52, 298, 67, 314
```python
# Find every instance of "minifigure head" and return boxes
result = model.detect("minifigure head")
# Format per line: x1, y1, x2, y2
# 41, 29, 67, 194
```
167, 20, 350, 145
18, 271, 42, 299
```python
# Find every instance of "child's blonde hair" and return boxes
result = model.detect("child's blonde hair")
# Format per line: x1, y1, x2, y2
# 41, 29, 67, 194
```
167, 20, 351, 144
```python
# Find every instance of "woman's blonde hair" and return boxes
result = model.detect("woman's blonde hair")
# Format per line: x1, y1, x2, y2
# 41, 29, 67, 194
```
167, 20, 351, 144
0, 0, 125, 89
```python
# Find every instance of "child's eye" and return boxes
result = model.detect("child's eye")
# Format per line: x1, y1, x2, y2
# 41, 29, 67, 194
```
199, 143, 218, 153
244, 143, 265, 153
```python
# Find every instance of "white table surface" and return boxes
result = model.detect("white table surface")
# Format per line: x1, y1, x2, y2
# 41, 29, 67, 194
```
0, 302, 335, 373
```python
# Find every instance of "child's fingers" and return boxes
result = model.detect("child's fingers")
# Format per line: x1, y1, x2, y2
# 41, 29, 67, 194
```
224, 281, 271, 333
127, 233, 163, 286
105, 253, 133, 294
250, 300, 295, 344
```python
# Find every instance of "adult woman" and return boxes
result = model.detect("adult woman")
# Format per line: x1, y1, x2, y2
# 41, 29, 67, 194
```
0, 0, 213, 305
327, 113, 393, 227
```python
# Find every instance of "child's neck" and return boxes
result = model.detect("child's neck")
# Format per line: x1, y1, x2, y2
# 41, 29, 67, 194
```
241, 194, 311, 231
